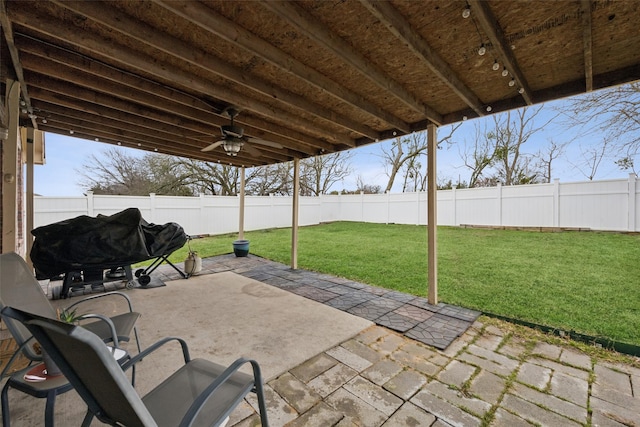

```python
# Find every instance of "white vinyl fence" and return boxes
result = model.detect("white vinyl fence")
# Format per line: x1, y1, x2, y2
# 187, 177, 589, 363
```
33, 175, 639, 235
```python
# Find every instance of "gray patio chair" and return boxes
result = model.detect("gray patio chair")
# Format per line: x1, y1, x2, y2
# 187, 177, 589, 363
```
2, 306, 270, 427
0, 251, 141, 426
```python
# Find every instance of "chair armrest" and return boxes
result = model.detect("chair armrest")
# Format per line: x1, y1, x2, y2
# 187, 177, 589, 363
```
77, 313, 119, 348
0, 335, 37, 379
66, 291, 135, 313
119, 337, 190, 372
178, 357, 265, 427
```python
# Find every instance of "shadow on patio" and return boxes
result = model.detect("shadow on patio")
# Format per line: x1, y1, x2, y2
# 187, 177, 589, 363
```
2, 254, 638, 426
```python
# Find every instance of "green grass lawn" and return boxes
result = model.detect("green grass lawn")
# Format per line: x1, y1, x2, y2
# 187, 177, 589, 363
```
162, 222, 640, 346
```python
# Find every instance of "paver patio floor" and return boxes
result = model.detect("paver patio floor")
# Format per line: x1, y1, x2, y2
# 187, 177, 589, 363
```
149, 254, 639, 427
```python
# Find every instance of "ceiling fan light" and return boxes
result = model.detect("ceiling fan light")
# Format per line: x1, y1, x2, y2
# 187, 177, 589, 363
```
223, 139, 243, 156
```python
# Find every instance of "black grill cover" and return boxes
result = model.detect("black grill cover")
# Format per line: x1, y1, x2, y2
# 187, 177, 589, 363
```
31, 208, 188, 279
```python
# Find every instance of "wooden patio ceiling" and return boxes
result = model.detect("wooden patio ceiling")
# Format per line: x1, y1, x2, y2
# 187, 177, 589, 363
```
2, 0, 640, 168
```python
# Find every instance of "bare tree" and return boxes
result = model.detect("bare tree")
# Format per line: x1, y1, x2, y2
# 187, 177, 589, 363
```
299, 152, 353, 196
560, 82, 640, 177
569, 138, 610, 181
380, 123, 461, 192
536, 139, 567, 183
77, 148, 194, 196
460, 121, 496, 187
246, 163, 292, 195
492, 107, 554, 185
178, 159, 242, 195
355, 175, 382, 194
461, 106, 555, 186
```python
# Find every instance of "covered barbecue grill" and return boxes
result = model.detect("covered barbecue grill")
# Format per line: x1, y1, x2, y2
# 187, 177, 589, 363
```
30, 208, 188, 298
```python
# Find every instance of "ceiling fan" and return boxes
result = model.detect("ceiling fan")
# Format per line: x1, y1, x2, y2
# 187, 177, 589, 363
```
201, 108, 283, 157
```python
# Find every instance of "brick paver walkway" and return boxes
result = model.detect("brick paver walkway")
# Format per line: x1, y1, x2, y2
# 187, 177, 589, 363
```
59, 254, 640, 426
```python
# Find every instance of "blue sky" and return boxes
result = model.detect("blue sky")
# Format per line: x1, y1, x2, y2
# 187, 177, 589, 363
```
32, 98, 633, 197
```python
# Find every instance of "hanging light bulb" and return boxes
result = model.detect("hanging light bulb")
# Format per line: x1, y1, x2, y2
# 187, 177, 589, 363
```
492, 60, 500, 71
501, 67, 509, 77
518, 87, 525, 94
478, 44, 486, 56
486, 106, 492, 112
509, 78, 516, 87
462, 6, 471, 18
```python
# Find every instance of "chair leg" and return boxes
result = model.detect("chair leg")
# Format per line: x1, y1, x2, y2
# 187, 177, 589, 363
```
81, 409, 94, 427
2, 381, 11, 427
44, 390, 57, 427
249, 360, 269, 427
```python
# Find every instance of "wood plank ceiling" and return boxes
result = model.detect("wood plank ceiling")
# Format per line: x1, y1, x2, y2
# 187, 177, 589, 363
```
2, 0, 640, 168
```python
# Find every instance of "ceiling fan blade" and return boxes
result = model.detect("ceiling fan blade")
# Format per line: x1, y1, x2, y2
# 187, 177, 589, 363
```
243, 143, 262, 157
246, 137, 283, 149
201, 140, 224, 152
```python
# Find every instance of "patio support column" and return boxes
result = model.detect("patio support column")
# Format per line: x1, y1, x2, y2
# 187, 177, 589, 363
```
26, 127, 35, 268
427, 123, 438, 305
238, 166, 245, 240
2, 79, 20, 254
291, 157, 300, 269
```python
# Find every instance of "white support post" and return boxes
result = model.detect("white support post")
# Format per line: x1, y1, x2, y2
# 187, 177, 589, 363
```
149, 193, 156, 223
427, 124, 438, 305
553, 178, 560, 227
2, 80, 20, 254
291, 158, 300, 269
496, 183, 502, 226
452, 186, 457, 226
86, 191, 94, 216
628, 173, 637, 232
26, 127, 35, 267
239, 167, 245, 240
387, 190, 391, 225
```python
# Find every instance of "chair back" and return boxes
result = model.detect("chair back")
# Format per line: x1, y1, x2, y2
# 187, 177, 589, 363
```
0, 252, 58, 360
1, 306, 156, 427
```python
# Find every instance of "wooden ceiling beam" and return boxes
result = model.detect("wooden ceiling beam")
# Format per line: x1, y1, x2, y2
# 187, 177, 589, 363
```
15, 33, 223, 115
9, 2, 351, 147
37, 103, 215, 150
49, 0, 365, 145
20, 51, 324, 156
359, 0, 486, 118
20, 45, 333, 153
30, 86, 319, 163
38, 124, 240, 164
468, 0, 533, 105
26, 75, 225, 139
30, 92, 209, 142
0, 0, 37, 128
42, 115, 290, 165
16, 39, 334, 154
581, 0, 594, 92
261, 1, 444, 126
152, 0, 411, 135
